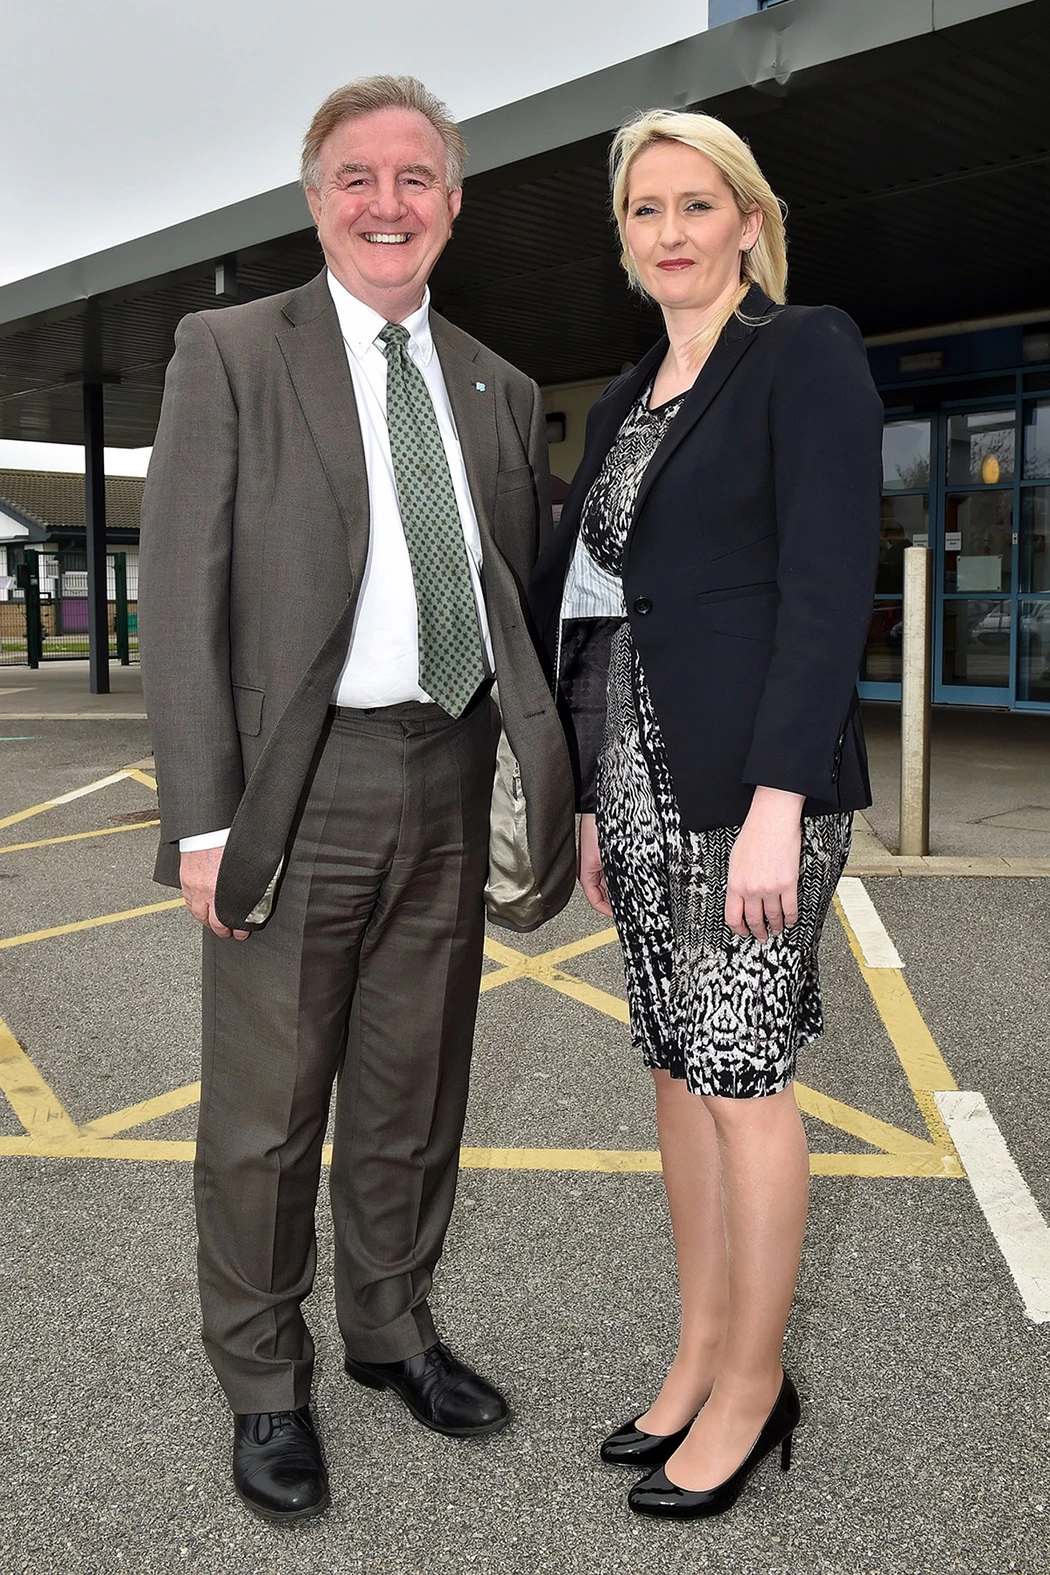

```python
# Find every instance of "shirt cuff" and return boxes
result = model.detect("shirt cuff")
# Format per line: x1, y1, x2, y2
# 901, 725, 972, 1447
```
178, 828, 231, 853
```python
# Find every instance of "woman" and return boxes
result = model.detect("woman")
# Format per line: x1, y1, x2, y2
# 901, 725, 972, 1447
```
530, 110, 883, 1520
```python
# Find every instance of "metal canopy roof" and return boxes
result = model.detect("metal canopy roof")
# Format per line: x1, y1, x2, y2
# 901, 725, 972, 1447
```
1, 0, 1048, 447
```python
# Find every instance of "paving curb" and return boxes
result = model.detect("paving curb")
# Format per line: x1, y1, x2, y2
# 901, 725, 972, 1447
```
847, 813, 1050, 877
847, 858, 1050, 878
0, 712, 149, 720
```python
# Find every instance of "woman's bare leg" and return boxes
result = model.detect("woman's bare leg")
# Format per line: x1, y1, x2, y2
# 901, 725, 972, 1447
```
635, 1068, 730, 1434
664, 1083, 809, 1488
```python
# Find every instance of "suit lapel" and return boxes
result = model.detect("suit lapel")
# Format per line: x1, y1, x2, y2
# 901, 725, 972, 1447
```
275, 271, 370, 588
630, 286, 776, 525
430, 312, 499, 545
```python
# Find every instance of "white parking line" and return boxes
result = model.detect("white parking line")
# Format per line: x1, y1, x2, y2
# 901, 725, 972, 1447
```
836, 875, 904, 968
935, 1090, 1050, 1324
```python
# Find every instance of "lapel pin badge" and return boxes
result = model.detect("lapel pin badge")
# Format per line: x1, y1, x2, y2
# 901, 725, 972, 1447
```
475, 381, 486, 392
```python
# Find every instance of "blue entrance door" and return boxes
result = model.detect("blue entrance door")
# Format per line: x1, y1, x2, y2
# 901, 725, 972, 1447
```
860, 394, 1050, 712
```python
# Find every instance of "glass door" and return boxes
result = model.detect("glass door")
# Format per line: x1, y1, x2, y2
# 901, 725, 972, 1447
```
936, 405, 1017, 703
861, 417, 931, 698
862, 381, 1050, 713
1017, 397, 1050, 707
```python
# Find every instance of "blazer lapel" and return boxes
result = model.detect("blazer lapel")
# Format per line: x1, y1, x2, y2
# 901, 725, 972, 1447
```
528, 342, 667, 650
631, 286, 777, 524
560, 342, 666, 538
430, 312, 499, 546
275, 271, 370, 589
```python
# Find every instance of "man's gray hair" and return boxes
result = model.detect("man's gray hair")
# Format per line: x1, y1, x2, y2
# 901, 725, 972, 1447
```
301, 75, 466, 191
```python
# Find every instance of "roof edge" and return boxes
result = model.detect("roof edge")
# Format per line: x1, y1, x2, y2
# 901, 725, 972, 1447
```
0, 0, 1041, 334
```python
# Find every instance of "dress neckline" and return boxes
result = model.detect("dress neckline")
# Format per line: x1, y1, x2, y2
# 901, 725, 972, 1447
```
643, 379, 688, 417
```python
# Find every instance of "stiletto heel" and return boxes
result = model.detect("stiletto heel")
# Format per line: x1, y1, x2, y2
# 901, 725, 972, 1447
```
628, 1373, 802, 1520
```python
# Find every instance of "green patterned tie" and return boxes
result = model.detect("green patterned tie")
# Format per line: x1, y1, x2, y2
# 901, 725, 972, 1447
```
378, 323, 486, 718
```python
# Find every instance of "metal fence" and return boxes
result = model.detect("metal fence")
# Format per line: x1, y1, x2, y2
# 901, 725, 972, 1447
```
0, 549, 138, 667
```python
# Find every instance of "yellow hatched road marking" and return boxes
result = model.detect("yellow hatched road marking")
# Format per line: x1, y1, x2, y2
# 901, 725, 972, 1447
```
0, 769, 139, 831
833, 893, 957, 1092
527, 928, 619, 967
0, 1136, 966, 1176
463, 1145, 659, 1173
482, 935, 630, 1023
0, 1135, 197, 1161
0, 758, 157, 834
0, 1017, 78, 1141
795, 1084, 961, 1174
80, 1082, 202, 1139
0, 754, 966, 1180
0, 900, 183, 951
0, 821, 159, 855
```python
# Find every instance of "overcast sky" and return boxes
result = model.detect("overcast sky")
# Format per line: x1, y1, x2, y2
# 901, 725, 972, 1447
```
0, 442, 151, 477
1, 0, 710, 287
1, 1, 712, 471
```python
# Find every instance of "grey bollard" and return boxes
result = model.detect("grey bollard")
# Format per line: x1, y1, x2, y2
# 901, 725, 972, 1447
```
899, 545, 932, 856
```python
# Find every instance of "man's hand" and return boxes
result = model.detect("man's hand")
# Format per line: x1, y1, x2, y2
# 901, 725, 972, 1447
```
578, 812, 613, 918
179, 847, 249, 940
725, 786, 805, 943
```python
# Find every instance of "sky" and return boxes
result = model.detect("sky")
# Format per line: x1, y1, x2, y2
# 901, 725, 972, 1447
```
1, 0, 713, 470
1, 0, 710, 287
0, 442, 151, 478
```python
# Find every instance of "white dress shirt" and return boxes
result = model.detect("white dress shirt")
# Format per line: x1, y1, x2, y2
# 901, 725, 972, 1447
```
179, 270, 494, 853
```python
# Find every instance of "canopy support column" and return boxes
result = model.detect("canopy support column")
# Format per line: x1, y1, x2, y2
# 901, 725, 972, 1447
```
83, 379, 109, 694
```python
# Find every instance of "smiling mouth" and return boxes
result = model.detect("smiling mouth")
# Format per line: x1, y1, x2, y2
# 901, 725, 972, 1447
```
363, 233, 412, 245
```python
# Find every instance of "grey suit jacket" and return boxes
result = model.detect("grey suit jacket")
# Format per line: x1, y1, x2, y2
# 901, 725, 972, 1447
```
138, 269, 576, 931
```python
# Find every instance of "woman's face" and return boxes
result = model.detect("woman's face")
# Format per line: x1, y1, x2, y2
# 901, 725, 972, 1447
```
624, 140, 762, 314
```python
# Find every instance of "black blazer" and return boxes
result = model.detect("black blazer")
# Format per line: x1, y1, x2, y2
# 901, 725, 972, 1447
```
530, 286, 884, 831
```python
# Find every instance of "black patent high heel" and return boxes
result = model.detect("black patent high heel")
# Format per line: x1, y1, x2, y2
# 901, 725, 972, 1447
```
599, 1413, 696, 1468
627, 1372, 801, 1520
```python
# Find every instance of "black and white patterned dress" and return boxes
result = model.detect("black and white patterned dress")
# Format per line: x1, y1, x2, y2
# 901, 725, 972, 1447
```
577, 384, 852, 1099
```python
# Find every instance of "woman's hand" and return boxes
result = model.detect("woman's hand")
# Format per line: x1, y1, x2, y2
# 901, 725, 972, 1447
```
725, 787, 805, 942
578, 812, 613, 917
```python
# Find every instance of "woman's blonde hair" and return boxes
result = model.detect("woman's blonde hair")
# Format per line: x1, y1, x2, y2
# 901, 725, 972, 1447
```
610, 109, 788, 359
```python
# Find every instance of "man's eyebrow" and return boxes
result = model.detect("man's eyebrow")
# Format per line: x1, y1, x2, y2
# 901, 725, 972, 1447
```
329, 160, 441, 182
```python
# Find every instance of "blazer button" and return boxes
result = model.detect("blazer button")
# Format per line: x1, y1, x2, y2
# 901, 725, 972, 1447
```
633, 597, 653, 615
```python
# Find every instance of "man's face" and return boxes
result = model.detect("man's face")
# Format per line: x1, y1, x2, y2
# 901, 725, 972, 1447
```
306, 107, 462, 318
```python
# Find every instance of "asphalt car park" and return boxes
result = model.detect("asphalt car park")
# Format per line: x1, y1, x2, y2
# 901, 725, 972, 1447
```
2, 715, 1049, 1575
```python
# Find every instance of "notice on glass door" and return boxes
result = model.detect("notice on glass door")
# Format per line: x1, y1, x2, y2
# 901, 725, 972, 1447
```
957, 555, 1002, 592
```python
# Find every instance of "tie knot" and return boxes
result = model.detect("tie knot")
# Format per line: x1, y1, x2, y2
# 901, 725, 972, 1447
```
378, 323, 410, 356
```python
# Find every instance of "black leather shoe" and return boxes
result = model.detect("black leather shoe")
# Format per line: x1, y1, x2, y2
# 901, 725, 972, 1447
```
600, 1414, 696, 1467
344, 1341, 510, 1438
627, 1373, 801, 1520
232, 1406, 330, 1522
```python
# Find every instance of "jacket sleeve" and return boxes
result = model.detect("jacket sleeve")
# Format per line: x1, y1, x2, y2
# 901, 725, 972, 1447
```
741, 307, 883, 800
137, 312, 244, 850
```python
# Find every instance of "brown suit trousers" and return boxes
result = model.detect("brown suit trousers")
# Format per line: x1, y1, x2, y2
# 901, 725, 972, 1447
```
197, 699, 499, 1412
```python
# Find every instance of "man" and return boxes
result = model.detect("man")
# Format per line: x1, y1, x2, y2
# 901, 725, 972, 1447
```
138, 75, 575, 1523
